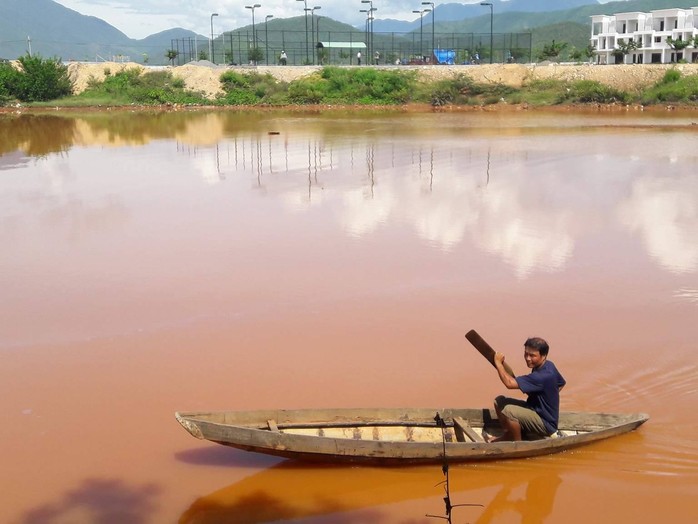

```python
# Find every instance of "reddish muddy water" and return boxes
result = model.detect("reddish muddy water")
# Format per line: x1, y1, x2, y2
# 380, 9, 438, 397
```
1, 110, 697, 523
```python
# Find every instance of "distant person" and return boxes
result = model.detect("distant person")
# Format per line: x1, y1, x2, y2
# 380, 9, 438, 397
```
279, 50, 287, 65
374, 51, 380, 65
357, 51, 362, 65
485, 337, 566, 442
474, 52, 480, 64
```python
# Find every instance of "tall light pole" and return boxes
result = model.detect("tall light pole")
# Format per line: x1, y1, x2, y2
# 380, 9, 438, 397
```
245, 4, 261, 51
310, 6, 321, 65
422, 1, 435, 62
296, 0, 309, 64
265, 14, 273, 65
359, 8, 369, 64
361, 0, 374, 63
480, 2, 493, 64
413, 9, 430, 59
210, 12, 218, 64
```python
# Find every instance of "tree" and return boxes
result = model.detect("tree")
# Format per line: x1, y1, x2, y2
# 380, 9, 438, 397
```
248, 47, 264, 65
509, 48, 528, 63
570, 44, 596, 63
537, 40, 568, 62
612, 38, 638, 64
198, 50, 208, 61
666, 36, 691, 62
165, 49, 179, 66
11, 54, 72, 102
316, 49, 329, 65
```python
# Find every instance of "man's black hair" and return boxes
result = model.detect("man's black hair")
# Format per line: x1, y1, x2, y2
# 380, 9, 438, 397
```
524, 337, 549, 357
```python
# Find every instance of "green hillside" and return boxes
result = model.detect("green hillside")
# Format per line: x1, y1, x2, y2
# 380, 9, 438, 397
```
3, 0, 697, 65
0, 0, 204, 64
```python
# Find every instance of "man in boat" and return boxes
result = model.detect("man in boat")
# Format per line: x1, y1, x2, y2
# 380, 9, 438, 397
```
486, 337, 566, 442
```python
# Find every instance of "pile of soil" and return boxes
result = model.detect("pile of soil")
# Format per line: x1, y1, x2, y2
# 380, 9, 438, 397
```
66, 61, 698, 100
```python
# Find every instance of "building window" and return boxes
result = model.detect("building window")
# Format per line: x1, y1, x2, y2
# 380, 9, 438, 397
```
660, 21, 664, 31
654, 36, 661, 43
651, 53, 661, 63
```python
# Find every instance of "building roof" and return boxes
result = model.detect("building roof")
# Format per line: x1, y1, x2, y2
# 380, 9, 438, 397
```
317, 42, 367, 49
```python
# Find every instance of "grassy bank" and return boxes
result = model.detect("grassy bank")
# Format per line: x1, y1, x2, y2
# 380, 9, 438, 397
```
4, 64, 698, 109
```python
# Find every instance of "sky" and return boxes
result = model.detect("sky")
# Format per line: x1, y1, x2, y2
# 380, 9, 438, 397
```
52, 0, 473, 40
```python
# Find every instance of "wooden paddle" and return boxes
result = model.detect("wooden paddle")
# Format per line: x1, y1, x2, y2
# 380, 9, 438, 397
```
465, 329, 515, 378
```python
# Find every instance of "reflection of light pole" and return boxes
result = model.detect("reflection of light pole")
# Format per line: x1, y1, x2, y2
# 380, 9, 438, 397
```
210, 13, 219, 64
265, 14, 273, 65
296, 0, 309, 64
413, 9, 430, 59
480, 2, 493, 63
422, 1, 435, 61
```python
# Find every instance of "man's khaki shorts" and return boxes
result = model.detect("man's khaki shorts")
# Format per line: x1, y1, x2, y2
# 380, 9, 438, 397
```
495, 395, 549, 437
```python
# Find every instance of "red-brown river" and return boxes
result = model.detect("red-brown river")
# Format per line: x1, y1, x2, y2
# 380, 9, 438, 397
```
1, 109, 697, 523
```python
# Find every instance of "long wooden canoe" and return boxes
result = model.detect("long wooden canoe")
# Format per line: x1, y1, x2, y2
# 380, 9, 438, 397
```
175, 407, 648, 465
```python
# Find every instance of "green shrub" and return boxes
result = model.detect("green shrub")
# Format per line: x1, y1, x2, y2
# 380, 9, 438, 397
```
78, 68, 207, 105
641, 72, 698, 104
219, 71, 288, 105
288, 76, 327, 104
4, 54, 72, 102
662, 68, 681, 84
315, 67, 414, 104
519, 78, 568, 105
0, 62, 19, 104
563, 80, 630, 104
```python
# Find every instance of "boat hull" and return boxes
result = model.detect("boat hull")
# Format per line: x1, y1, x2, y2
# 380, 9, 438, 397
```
175, 407, 648, 465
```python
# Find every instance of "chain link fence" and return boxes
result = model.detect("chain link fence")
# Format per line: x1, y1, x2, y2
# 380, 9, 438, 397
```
171, 30, 532, 67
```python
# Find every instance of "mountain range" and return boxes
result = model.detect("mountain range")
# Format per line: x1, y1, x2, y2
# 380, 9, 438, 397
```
2, 0, 697, 64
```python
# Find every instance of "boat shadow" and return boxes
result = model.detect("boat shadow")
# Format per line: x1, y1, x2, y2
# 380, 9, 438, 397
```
178, 458, 563, 524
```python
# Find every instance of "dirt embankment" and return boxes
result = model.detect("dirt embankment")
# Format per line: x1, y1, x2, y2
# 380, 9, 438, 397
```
67, 61, 698, 99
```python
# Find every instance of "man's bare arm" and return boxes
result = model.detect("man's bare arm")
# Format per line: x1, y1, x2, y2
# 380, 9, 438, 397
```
495, 353, 519, 390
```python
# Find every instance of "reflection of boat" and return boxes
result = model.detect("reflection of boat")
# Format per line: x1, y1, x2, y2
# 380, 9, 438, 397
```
178, 459, 562, 524
175, 407, 648, 465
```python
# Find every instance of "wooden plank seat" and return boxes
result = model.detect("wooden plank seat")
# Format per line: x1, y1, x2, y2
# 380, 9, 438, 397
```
453, 416, 484, 443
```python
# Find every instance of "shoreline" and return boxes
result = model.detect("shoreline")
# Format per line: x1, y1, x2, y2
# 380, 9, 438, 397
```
3, 101, 698, 115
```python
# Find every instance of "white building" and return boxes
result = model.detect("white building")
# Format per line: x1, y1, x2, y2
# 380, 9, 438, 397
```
591, 7, 698, 64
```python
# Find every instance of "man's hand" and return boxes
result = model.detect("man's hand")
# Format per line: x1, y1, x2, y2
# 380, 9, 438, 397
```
495, 352, 505, 365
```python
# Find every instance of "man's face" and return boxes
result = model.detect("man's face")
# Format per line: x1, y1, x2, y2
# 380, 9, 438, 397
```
524, 346, 546, 369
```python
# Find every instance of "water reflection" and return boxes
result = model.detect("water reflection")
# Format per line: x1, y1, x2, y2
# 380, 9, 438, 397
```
178, 461, 562, 524
2, 111, 697, 280
20, 478, 161, 524
618, 174, 698, 273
